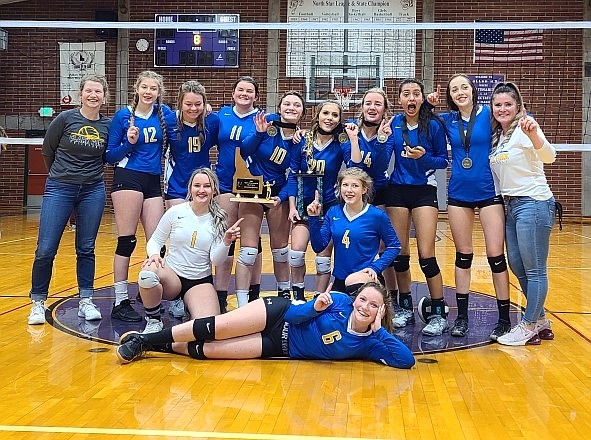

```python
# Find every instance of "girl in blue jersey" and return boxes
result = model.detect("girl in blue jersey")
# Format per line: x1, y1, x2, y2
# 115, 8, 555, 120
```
287, 101, 358, 298
164, 81, 219, 208
116, 281, 415, 369
234, 91, 306, 307
307, 167, 401, 294
426, 74, 511, 341
106, 70, 174, 322
213, 76, 262, 313
384, 79, 449, 336
347, 88, 398, 303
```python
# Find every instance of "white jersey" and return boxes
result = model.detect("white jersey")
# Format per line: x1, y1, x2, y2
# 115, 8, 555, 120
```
146, 202, 229, 280
489, 126, 555, 200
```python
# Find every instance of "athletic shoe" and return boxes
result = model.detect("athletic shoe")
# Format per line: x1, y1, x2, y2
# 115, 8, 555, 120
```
421, 315, 449, 336
526, 333, 542, 345
278, 289, 292, 300
116, 331, 152, 363
111, 299, 142, 322
28, 300, 46, 325
293, 286, 305, 301
497, 322, 537, 346
168, 298, 187, 319
142, 318, 164, 334
489, 319, 511, 341
78, 298, 102, 321
450, 316, 469, 337
535, 318, 554, 340
392, 308, 415, 328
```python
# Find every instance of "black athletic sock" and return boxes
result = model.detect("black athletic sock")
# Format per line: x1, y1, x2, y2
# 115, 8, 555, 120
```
144, 304, 161, 321
399, 292, 413, 311
455, 293, 469, 319
141, 327, 174, 345
217, 290, 228, 314
388, 289, 399, 306
497, 298, 511, 323
248, 284, 260, 302
431, 298, 446, 316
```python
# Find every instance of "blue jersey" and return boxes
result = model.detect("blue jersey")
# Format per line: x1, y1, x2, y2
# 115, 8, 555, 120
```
164, 112, 220, 199
285, 293, 415, 369
106, 104, 174, 175
240, 114, 293, 202
215, 105, 258, 193
387, 114, 448, 186
287, 136, 351, 205
346, 119, 391, 191
440, 105, 498, 201
309, 204, 401, 280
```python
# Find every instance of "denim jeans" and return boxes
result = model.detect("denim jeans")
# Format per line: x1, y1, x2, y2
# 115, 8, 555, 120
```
504, 196, 555, 324
30, 179, 106, 301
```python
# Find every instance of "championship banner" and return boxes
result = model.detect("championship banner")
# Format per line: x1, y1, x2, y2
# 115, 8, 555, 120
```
58, 42, 105, 106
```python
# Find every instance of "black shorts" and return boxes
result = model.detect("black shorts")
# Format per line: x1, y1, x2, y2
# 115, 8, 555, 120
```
372, 185, 388, 207
260, 296, 292, 358
384, 184, 438, 209
447, 195, 504, 209
175, 274, 214, 300
112, 167, 162, 199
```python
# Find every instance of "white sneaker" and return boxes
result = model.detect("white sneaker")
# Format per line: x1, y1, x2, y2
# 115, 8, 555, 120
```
392, 308, 415, 328
168, 298, 187, 319
497, 322, 537, 346
78, 298, 102, 321
28, 300, 46, 325
422, 315, 449, 336
142, 318, 164, 334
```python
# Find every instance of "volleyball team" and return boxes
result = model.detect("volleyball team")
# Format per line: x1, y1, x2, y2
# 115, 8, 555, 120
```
27, 70, 559, 369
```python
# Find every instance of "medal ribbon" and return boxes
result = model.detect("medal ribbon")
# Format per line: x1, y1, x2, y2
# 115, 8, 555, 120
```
458, 106, 477, 159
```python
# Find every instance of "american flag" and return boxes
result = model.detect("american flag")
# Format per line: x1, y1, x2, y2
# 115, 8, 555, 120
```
474, 29, 543, 62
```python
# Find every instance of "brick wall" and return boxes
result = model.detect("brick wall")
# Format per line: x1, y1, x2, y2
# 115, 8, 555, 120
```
0, 0, 585, 215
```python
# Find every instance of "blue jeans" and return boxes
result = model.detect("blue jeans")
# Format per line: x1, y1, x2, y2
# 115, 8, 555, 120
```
504, 196, 555, 324
30, 179, 106, 301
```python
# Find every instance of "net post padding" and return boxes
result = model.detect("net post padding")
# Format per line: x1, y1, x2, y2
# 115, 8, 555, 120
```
333, 87, 352, 110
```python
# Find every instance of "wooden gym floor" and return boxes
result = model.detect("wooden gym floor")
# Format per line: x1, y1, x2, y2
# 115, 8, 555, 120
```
0, 211, 590, 440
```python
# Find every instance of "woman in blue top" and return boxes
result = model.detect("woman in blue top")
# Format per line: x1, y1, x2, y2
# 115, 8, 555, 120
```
116, 281, 415, 370
213, 76, 262, 313
384, 79, 449, 337
164, 80, 219, 207
106, 70, 174, 322
234, 91, 305, 307
287, 101, 358, 299
427, 74, 511, 341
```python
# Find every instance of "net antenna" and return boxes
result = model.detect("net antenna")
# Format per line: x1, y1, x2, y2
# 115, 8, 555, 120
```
333, 86, 353, 111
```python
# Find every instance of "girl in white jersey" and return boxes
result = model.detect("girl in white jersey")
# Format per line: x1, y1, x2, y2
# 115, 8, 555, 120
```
136, 168, 243, 333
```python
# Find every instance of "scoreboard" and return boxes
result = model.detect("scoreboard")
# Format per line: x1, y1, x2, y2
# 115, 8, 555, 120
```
154, 13, 239, 68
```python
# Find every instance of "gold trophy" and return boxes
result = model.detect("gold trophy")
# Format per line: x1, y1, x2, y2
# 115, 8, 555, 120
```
230, 149, 274, 203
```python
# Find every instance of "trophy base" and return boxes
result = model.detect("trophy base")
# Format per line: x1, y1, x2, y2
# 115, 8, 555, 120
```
230, 195, 275, 204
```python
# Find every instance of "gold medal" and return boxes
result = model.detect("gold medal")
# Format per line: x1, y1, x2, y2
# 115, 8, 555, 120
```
338, 132, 348, 143
461, 157, 473, 169
266, 125, 278, 137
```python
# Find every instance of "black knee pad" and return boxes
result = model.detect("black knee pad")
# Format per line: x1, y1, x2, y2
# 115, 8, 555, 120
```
227, 241, 236, 256
187, 341, 207, 359
115, 235, 137, 257
345, 282, 364, 297
419, 257, 440, 279
392, 255, 410, 273
488, 254, 508, 273
455, 252, 474, 269
258, 236, 263, 254
192, 316, 216, 340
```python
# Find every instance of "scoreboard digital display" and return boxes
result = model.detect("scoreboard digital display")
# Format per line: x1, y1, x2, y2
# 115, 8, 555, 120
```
154, 13, 239, 68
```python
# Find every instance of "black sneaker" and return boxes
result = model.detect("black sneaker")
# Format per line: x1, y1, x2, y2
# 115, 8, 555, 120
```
490, 319, 511, 341
450, 317, 469, 337
293, 286, 305, 301
116, 331, 151, 363
278, 289, 292, 300
111, 299, 142, 322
